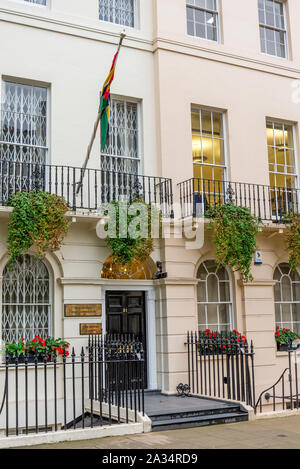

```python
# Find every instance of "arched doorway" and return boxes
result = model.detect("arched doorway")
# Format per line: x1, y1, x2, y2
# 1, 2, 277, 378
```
101, 257, 156, 389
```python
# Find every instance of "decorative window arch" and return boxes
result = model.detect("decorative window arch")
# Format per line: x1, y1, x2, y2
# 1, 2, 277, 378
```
101, 257, 153, 280
2, 255, 51, 343
274, 263, 300, 333
197, 259, 233, 331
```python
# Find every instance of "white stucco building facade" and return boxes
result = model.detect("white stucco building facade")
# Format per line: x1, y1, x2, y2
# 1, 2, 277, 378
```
0, 0, 300, 416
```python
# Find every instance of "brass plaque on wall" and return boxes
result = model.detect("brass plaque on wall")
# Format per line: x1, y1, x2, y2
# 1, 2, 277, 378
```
64, 304, 102, 318
80, 323, 102, 335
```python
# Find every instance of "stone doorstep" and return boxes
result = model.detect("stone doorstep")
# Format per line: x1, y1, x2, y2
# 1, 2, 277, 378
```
0, 422, 144, 449
187, 393, 254, 419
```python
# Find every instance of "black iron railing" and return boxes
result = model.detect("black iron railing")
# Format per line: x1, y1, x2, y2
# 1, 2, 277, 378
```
0, 160, 174, 217
255, 344, 300, 414
186, 331, 256, 408
0, 335, 145, 437
88, 334, 145, 421
179, 178, 299, 222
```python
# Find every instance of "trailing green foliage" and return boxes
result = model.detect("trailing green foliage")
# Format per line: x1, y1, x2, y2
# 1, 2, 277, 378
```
7, 191, 69, 266
284, 212, 300, 273
3, 336, 70, 358
105, 200, 159, 266
207, 204, 260, 283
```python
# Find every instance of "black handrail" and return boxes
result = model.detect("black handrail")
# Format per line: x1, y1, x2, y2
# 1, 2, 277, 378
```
254, 368, 290, 414
0, 372, 7, 416
254, 340, 300, 414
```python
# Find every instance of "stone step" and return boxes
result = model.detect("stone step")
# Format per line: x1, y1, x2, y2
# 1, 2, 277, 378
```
151, 411, 248, 432
148, 405, 242, 421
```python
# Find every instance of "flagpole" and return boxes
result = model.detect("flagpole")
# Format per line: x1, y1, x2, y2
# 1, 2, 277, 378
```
76, 32, 126, 195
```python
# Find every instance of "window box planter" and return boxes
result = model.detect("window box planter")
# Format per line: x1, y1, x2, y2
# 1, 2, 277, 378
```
5, 354, 49, 365
2, 336, 70, 364
277, 343, 290, 352
275, 327, 300, 352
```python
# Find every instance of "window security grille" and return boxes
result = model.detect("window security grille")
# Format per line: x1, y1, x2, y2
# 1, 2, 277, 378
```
2, 255, 51, 343
99, 0, 135, 27
23, 0, 47, 5
0, 81, 48, 199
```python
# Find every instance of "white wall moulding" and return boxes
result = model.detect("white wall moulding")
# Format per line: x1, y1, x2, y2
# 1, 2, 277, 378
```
153, 38, 300, 78
0, 6, 153, 51
59, 278, 104, 286
238, 280, 278, 287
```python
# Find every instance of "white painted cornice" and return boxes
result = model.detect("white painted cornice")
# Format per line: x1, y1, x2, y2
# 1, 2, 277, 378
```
58, 277, 103, 285
238, 279, 277, 287
153, 37, 300, 79
2, 6, 300, 78
0, 7, 153, 51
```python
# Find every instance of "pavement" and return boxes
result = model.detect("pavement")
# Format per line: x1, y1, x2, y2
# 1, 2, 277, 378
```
20, 415, 300, 449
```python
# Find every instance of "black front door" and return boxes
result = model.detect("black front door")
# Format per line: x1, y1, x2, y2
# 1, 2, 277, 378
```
106, 291, 147, 386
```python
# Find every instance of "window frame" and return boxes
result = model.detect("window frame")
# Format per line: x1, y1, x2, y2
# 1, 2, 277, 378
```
266, 119, 298, 190
186, 0, 220, 43
100, 96, 142, 175
0, 78, 50, 166
98, 0, 138, 29
9, 0, 49, 7
274, 263, 300, 333
1, 255, 53, 344
197, 260, 234, 332
258, 0, 289, 59
191, 106, 228, 182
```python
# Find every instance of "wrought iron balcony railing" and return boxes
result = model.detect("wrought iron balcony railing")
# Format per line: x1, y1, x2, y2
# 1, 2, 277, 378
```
178, 178, 299, 222
0, 160, 174, 218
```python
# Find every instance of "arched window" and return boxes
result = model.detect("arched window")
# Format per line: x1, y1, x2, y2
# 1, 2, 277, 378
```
197, 260, 233, 331
274, 263, 300, 333
2, 255, 51, 343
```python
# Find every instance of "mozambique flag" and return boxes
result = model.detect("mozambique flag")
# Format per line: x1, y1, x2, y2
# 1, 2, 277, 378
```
100, 50, 120, 151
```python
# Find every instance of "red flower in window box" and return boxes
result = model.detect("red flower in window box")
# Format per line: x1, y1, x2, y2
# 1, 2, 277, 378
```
3, 336, 70, 361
